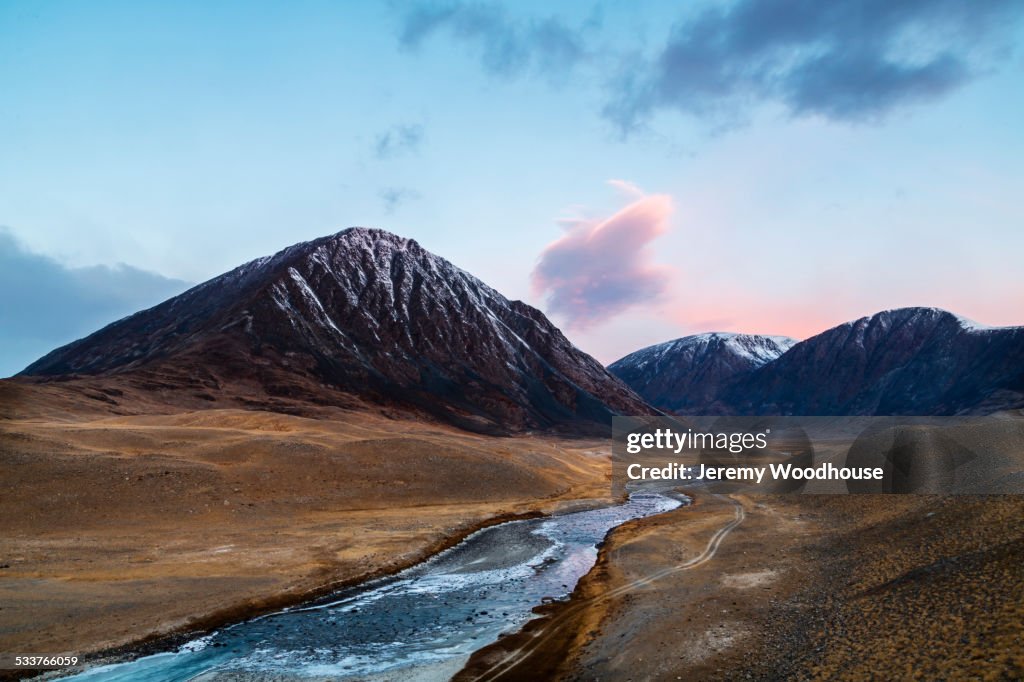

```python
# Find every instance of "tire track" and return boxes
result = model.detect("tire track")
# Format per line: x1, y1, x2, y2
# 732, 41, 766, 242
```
468, 495, 746, 681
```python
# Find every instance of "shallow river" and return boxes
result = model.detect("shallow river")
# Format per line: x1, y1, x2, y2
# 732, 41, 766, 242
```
62, 493, 682, 681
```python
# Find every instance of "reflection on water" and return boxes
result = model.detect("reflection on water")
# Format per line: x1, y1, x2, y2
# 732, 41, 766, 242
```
63, 493, 681, 681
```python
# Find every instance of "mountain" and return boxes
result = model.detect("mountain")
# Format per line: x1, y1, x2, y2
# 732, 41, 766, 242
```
725, 307, 1024, 415
611, 308, 1024, 416
608, 333, 796, 414
20, 228, 653, 433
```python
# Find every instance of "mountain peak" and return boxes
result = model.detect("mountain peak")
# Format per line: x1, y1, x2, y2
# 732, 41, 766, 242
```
20, 229, 653, 433
851, 306, 956, 327
690, 308, 1022, 415
852, 306, 1020, 334
611, 306, 1024, 416
316, 226, 422, 252
608, 332, 796, 415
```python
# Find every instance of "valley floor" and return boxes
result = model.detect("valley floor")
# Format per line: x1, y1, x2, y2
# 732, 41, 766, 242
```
3, 391, 1023, 681
0, 406, 613, 669
458, 492, 1024, 681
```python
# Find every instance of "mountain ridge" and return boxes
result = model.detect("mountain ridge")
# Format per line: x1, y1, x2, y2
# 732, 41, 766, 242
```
608, 332, 796, 414
20, 227, 655, 433
611, 307, 1024, 416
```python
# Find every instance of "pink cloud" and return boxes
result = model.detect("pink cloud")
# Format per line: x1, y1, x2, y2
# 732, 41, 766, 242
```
606, 178, 645, 198
532, 186, 674, 329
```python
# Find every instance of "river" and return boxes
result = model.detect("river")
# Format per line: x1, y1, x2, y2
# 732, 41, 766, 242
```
60, 492, 682, 681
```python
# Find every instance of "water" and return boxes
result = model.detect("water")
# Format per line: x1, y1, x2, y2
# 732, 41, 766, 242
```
62, 493, 682, 681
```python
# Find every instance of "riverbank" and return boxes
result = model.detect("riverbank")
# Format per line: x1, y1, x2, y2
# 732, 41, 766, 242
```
456, 492, 1024, 680
0, 408, 614, 679
49, 494, 679, 681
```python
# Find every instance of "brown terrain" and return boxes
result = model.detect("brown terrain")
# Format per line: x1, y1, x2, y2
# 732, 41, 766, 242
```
0, 380, 615, 669
458, 490, 1024, 681
4, 379, 1024, 681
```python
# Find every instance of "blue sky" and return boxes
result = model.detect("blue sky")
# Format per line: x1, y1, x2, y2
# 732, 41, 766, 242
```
2, 0, 1023, 376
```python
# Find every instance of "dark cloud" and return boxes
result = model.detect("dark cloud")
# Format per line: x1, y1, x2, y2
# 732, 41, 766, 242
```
606, 0, 1023, 131
398, 2, 589, 79
532, 187, 674, 329
397, 1, 1021, 132
0, 229, 191, 377
379, 187, 420, 214
374, 124, 424, 159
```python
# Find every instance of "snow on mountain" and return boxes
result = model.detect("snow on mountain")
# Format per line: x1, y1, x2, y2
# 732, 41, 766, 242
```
608, 332, 797, 414
611, 308, 1024, 416
21, 228, 654, 433
722, 307, 1024, 415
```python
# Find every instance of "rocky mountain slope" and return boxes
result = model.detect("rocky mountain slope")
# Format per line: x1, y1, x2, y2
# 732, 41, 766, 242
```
727, 307, 1024, 415
611, 308, 1024, 416
608, 333, 796, 414
20, 228, 654, 433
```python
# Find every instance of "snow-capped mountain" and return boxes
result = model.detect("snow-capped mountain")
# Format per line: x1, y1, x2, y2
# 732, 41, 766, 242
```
611, 308, 1024, 416
608, 333, 796, 414
21, 228, 653, 432
724, 307, 1024, 415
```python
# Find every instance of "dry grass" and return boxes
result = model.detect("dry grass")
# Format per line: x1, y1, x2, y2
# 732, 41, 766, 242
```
0, 400, 613, 660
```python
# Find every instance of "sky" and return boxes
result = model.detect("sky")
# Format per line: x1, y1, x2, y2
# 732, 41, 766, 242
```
2, 0, 1023, 377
